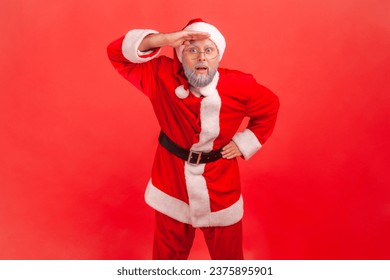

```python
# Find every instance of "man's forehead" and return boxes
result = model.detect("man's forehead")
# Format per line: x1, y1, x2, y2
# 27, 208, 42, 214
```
189, 39, 217, 47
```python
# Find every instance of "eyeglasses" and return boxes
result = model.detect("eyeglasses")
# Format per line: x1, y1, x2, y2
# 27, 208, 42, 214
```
184, 46, 219, 60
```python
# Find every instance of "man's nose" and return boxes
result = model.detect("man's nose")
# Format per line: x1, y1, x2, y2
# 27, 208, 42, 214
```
198, 52, 206, 61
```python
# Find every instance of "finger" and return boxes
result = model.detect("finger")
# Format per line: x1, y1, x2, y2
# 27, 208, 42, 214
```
224, 149, 242, 158
222, 142, 234, 150
222, 150, 236, 158
185, 32, 210, 41
221, 146, 233, 155
224, 152, 238, 159
187, 31, 210, 37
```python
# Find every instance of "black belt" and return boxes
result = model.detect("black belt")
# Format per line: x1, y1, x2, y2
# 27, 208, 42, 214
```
158, 131, 223, 165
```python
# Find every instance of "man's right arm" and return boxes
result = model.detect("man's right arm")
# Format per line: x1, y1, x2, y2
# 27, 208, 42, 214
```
138, 30, 211, 52
107, 29, 210, 96
108, 29, 211, 65
107, 30, 162, 96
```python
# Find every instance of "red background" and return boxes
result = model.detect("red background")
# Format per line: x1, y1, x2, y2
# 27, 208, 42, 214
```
1, 0, 389, 259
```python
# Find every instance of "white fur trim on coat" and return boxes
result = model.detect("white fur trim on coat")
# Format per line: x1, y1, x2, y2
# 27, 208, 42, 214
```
145, 180, 190, 224
181, 73, 222, 227
232, 129, 262, 160
184, 163, 211, 227
210, 195, 243, 226
122, 29, 160, 63
145, 180, 244, 227
190, 74, 221, 152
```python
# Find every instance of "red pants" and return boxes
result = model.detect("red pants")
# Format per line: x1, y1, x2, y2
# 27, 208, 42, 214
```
153, 211, 244, 260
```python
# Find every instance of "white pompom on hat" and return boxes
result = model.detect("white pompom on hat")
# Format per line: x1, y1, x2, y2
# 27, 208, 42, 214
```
175, 18, 226, 63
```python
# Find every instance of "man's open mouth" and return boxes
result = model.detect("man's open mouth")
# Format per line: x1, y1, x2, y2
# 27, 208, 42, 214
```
195, 65, 209, 74
195, 66, 208, 70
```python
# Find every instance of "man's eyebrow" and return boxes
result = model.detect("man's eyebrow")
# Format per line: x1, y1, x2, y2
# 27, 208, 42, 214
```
189, 41, 216, 48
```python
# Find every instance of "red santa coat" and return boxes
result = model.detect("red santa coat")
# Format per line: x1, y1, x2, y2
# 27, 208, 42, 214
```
107, 29, 279, 228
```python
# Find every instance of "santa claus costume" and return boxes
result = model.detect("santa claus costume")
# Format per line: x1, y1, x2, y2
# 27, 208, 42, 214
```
107, 19, 279, 259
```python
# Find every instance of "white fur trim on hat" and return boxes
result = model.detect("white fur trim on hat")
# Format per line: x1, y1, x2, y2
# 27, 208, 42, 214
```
122, 29, 160, 63
175, 21, 226, 63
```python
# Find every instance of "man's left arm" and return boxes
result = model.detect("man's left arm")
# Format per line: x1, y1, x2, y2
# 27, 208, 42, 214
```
232, 80, 280, 160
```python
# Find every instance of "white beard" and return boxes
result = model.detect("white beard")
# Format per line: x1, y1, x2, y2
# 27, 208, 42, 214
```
183, 61, 218, 88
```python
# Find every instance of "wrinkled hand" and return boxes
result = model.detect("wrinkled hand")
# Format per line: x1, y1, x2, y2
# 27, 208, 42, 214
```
163, 30, 210, 48
221, 141, 242, 159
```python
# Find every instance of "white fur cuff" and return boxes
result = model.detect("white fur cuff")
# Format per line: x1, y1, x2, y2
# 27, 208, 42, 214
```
232, 129, 262, 160
122, 29, 160, 63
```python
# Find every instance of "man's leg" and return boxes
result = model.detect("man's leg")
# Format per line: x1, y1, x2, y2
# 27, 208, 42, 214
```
201, 221, 244, 260
152, 211, 196, 260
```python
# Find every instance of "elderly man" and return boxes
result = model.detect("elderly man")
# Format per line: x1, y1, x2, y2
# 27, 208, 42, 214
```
107, 18, 279, 260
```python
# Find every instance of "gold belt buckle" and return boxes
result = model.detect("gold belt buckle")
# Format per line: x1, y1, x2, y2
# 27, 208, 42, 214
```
188, 150, 202, 165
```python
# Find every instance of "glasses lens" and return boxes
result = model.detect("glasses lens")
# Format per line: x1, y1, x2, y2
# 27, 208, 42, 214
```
185, 47, 218, 60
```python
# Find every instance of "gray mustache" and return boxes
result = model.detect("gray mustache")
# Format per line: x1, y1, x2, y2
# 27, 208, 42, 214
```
194, 62, 208, 68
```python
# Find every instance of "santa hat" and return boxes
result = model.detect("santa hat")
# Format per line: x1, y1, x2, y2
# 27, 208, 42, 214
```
174, 18, 225, 99
175, 18, 226, 63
